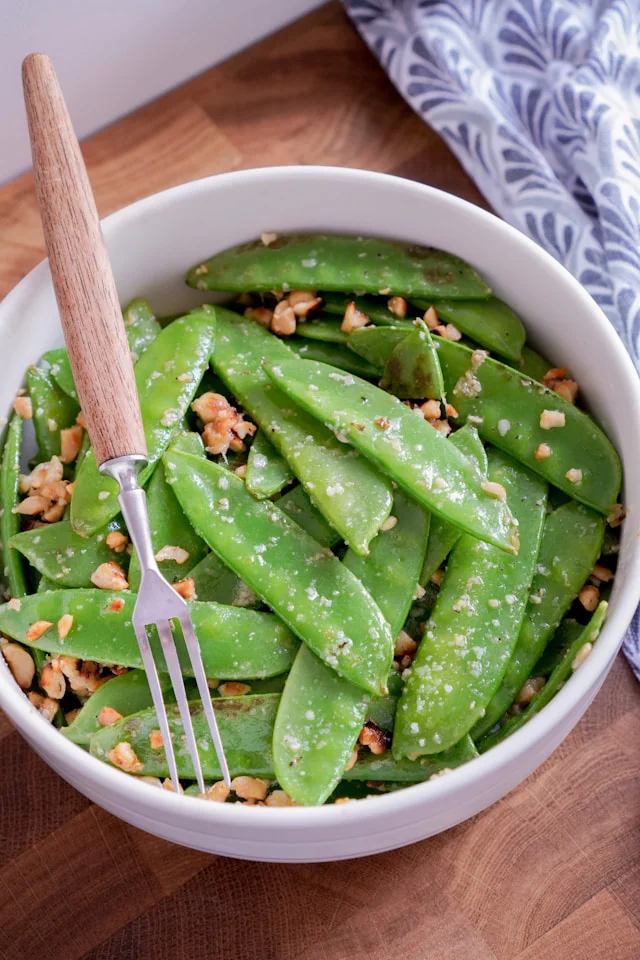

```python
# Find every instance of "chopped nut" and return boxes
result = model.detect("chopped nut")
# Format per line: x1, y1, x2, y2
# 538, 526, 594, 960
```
2, 642, 35, 689
13, 396, 32, 419
572, 642, 593, 670
341, 301, 370, 333
359, 720, 391, 755
26, 456, 63, 490
579, 584, 600, 611
106, 531, 129, 553
7, 598, 21, 612
25, 619, 53, 642
387, 296, 407, 318
108, 741, 144, 773
374, 416, 390, 430
200, 781, 231, 803
380, 515, 398, 532
423, 306, 439, 330
195, 392, 256, 456
431, 569, 444, 586
234, 464, 248, 479
60, 425, 84, 464
192, 392, 233, 424
65, 708, 81, 724
419, 399, 441, 421
261, 232, 278, 246
172, 577, 196, 601
265, 789, 297, 807
76, 411, 87, 429
394, 630, 417, 658
42, 501, 66, 523
231, 776, 269, 801
553, 379, 578, 404
344, 748, 359, 772
543, 367, 568, 383
98, 706, 124, 726
442, 323, 462, 341
445, 403, 458, 418
57, 656, 105, 696
218, 681, 251, 697
139, 776, 163, 788
271, 300, 296, 336
334, 797, 351, 805
155, 544, 190, 565
515, 676, 545, 704
244, 306, 273, 328
57, 614, 73, 641
535, 443, 552, 460
540, 409, 566, 430
591, 564, 614, 583
107, 597, 125, 613
162, 779, 184, 793
481, 481, 507, 500
431, 419, 452, 437
607, 503, 625, 528
288, 290, 322, 318
565, 468, 583, 485
91, 561, 128, 591
13, 495, 50, 516
46, 416, 57, 431
149, 729, 164, 749
28, 692, 59, 722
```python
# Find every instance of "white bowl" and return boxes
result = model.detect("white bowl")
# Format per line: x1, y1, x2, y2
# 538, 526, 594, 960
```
1, 166, 639, 862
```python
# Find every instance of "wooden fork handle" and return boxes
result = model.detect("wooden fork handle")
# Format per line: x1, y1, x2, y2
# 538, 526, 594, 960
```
22, 53, 147, 465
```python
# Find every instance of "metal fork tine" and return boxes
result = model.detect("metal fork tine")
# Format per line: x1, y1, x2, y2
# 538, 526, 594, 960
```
179, 611, 232, 789
155, 618, 206, 795
133, 621, 181, 793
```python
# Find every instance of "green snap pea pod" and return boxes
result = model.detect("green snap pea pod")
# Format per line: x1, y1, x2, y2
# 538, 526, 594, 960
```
74, 430, 91, 477
394, 451, 547, 757
187, 551, 260, 608
517, 345, 552, 382
122, 298, 161, 361
382, 322, 444, 399
187, 235, 492, 299
265, 359, 519, 554
1, 415, 28, 598
411, 297, 525, 361
43, 348, 78, 399
478, 602, 607, 752
420, 424, 487, 585
366, 694, 398, 732
163, 450, 393, 696
321, 291, 415, 327
294, 316, 348, 344
37, 576, 63, 592
62, 669, 174, 745
0, 589, 297, 679
91, 694, 279, 780
246, 432, 293, 500
533, 618, 583, 677
435, 338, 621, 513
277, 484, 341, 548
346, 325, 408, 369
471, 500, 605, 740
288, 338, 379, 378
10, 517, 129, 587
26, 365, 80, 462
344, 734, 478, 782
71, 310, 217, 536
211, 308, 393, 555
273, 645, 369, 805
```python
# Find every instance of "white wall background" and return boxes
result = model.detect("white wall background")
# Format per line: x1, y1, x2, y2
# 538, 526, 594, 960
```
2, 0, 324, 184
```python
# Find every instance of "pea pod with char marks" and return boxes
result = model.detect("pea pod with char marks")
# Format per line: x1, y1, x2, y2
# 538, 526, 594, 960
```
0, 589, 298, 679
382, 321, 445, 400
163, 450, 394, 696
477, 602, 608, 753
71, 310, 217, 537
211, 308, 393, 555
394, 450, 547, 757
471, 500, 605, 740
26, 365, 79, 462
264, 358, 519, 555
245, 432, 293, 500
411, 297, 525, 362
187, 234, 492, 299
1, 415, 28, 598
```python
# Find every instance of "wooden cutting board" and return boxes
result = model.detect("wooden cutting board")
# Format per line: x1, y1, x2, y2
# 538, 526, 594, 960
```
0, 5, 639, 958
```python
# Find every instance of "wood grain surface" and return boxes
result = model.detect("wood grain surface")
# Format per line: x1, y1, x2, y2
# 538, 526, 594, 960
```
1, 5, 639, 958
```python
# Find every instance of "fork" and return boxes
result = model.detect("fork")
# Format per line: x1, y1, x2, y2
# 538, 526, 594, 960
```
22, 52, 231, 794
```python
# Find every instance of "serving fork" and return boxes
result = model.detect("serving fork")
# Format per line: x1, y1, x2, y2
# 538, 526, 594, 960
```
22, 52, 230, 794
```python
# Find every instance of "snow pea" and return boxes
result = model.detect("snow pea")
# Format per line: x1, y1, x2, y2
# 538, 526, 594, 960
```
277, 484, 341, 549
1, 415, 28, 598
37, 576, 63, 592
382, 322, 444, 399
62, 669, 174, 746
0, 589, 298, 679
10, 517, 129, 588
43, 348, 77, 399
187, 235, 492, 299
91, 694, 279, 780
517, 345, 551, 382
344, 733, 478, 782
74, 430, 91, 477
211, 308, 393, 555
163, 450, 393, 696
273, 645, 369, 805
346, 325, 410, 369
26, 365, 79, 462
246, 432, 293, 500
394, 450, 547, 757
187, 551, 259, 607
420, 425, 487, 585
288, 339, 379, 378
435, 338, 621, 514
478, 602, 607, 752
71, 310, 217, 537
122, 298, 161, 361
471, 500, 605, 739
265, 359, 519, 555
321, 292, 415, 327
533, 618, 583, 677
411, 297, 525, 361
294, 316, 348, 344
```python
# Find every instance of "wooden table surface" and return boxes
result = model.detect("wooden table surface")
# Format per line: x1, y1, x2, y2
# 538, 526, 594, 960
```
1, 4, 639, 958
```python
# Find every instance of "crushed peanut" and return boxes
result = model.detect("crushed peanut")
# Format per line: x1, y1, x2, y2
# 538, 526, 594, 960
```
540, 409, 566, 430
535, 443, 552, 460
13, 395, 32, 419
419, 399, 441, 421
374, 416, 390, 430
380, 515, 398, 532
162, 779, 184, 793
607, 503, 625, 528
155, 544, 190, 565
441, 323, 462, 341
344, 748, 359, 772
394, 630, 417, 658
218, 681, 251, 697
359, 720, 391, 755
234, 464, 248, 479
231, 776, 269, 801
244, 306, 273, 328
265, 789, 297, 807
431, 419, 452, 437
579, 584, 600, 612
423, 306, 439, 329
481, 481, 507, 500
591, 564, 614, 583
57, 613, 73, 641
543, 367, 568, 383
25, 619, 53, 642
106, 531, 129, 553
56, 656, 105, 696
200, 781, 231, 803
194, 392, 256, 456
261, 232, 278, 246
107, 597, 125, 613
431, 568, 444, 586
2, 641, 35, 689
572, 642, 593, 670
149, 729, 164, 749
98, 706, 124, 726
271, 300, 297, 336
565, 468, 583, 485
445, 403, 458, 418
515, 676, 545, 704
108, 741, 144, 773
27, 692, 59, 723
40, 661, 65, 699
173, 577, 196, 601
341, 301, 370, 333
60, 425, 84, 464
91, 561, 128, 591
288, 290, 322, 318
553, 380, 578, 404
387, 296, 407, 318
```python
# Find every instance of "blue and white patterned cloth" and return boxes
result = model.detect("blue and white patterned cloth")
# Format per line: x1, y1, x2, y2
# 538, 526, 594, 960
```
345, 0, 640, 676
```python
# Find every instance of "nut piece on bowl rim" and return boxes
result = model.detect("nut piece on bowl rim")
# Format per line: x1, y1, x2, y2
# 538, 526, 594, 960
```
0, 166, 638, 863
